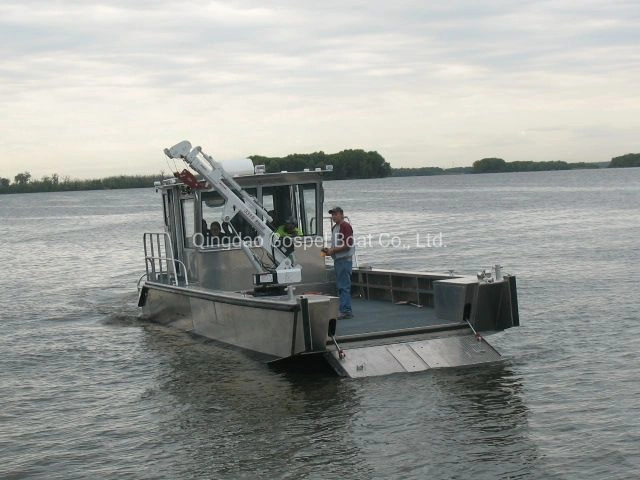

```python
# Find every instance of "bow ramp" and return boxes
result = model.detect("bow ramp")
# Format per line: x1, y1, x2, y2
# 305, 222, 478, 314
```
326, 330, 502, 378
319, 285, 514, 378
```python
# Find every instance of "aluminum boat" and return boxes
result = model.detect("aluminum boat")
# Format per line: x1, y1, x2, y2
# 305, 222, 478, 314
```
137, 141, 519, 378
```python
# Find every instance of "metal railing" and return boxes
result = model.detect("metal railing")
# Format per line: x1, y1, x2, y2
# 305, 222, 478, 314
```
143, 232, 189, 286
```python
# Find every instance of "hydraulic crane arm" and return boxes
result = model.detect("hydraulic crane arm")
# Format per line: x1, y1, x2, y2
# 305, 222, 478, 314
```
164, 140, 302, 286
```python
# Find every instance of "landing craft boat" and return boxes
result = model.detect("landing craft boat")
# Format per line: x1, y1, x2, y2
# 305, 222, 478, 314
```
137, 141, 519, 378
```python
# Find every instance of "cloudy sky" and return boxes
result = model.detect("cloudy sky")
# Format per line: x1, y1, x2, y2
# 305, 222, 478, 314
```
0, 0, 638, 179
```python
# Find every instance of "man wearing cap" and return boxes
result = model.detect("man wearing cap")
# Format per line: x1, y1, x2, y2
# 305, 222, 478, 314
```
324, 206, 355, 319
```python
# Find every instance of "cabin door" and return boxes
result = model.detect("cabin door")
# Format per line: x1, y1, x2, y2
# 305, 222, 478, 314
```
163, 189, 183, 265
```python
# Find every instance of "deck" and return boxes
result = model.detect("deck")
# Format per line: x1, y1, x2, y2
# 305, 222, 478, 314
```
336, 298, 462, 337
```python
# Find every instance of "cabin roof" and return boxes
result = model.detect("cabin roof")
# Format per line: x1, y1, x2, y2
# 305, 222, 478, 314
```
159, 169, 327, 190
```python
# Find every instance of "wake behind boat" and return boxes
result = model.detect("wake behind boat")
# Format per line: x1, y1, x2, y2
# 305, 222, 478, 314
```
137, 141, 519, 378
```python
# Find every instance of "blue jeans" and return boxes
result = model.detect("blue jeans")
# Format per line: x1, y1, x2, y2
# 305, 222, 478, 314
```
334, 257, 353, 314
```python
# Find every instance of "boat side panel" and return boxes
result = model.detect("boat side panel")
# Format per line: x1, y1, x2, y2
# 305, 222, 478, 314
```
473, 279, 518, 331
189, 296, 304, 358
141, 287, 194, 331
141, 285, 339, 359
434, 276, 518, 332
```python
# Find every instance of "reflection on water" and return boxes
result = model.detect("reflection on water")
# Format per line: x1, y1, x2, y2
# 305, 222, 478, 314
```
137, 325, 370, 478
343, 365, 555, 480
134, 319, 549, 479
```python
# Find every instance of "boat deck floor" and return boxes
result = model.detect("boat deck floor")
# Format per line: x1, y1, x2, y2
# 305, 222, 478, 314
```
337, 298, 460, 337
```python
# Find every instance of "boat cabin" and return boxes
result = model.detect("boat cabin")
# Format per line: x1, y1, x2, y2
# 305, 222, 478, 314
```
153, 169, 330, 292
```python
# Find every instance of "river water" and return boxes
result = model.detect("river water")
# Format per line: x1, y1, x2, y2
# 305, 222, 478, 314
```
1, 168, 639, 479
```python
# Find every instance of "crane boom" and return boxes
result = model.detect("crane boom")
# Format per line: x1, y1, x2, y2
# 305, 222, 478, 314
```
164, 140, 302, 287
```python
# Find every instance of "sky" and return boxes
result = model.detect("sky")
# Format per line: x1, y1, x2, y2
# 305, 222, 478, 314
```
0, 0, 639, 179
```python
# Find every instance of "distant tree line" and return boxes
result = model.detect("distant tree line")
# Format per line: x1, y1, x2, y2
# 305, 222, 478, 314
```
249, 149, 392, 180
392, 166, 473, 176
3, 151, 637, 194
471, 158, 600, 174
0, 171, 163, 194
389, 159, 602, 177
609, 153, 640, 168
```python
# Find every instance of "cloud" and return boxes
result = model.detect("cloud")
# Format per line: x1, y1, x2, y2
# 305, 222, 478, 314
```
0, 0, 639, 178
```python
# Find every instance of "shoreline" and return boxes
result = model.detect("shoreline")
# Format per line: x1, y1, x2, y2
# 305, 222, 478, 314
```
1, 164, 639, 194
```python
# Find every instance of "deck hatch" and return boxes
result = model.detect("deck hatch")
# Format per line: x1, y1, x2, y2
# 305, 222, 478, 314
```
411, 336, 502, 368
386, 345, 430, 372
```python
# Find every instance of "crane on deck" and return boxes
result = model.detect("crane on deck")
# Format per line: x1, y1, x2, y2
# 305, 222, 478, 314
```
164, 140, 302, 292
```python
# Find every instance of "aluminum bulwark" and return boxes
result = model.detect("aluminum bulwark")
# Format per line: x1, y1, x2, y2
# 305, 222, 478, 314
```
142, 282, 339, 359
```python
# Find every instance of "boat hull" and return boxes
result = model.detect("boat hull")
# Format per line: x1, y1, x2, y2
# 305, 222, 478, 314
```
139, 282, 339, 360
139, 279, 512, 378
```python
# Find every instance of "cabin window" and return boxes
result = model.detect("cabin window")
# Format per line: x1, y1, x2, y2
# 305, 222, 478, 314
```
181, 198, 195, 247
197, 183, 318, 244
260, 183, 318, 235
162, 194, 169, 227
298, 183, 317, 235
201, 188, 258, 246
201, 191, 225, 232
261, 185, 292, 228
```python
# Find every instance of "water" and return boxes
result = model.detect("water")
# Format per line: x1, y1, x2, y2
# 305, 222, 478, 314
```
1, 168, 639, 479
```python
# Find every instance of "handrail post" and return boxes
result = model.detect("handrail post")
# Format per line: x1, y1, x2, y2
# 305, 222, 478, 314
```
149, 233, 156, 278
141, 232, 189, 287
156, 234, 163, 277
